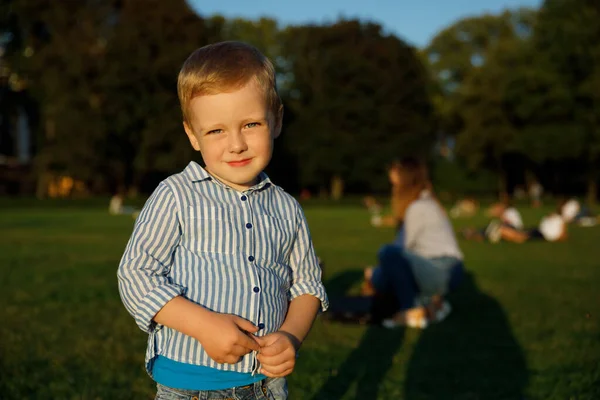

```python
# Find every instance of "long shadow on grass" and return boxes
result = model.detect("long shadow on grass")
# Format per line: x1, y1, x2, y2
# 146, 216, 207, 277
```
310, 270, 405, 400
404, 271, 528, 399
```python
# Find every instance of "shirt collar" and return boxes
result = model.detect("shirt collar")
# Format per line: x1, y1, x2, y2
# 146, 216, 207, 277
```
183, 161, 272, 193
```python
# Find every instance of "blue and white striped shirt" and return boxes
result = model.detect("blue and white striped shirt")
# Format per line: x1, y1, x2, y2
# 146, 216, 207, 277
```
117, 161, 328, 374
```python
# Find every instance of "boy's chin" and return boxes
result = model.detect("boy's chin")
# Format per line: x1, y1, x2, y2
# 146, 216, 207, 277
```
218, 174, 261, 190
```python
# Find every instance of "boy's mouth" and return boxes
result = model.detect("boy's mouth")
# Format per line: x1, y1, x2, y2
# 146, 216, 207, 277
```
227, 158, 252, 167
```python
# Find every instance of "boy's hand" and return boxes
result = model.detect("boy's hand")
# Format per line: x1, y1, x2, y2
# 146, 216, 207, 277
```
255, 331, 300, 377
197, 313, 260, 364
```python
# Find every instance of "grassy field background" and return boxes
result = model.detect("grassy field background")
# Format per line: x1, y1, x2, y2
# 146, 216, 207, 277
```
1, 199, 599, 399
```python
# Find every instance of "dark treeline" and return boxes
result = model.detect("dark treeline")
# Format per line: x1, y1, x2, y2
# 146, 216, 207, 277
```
1, 0, 598, 201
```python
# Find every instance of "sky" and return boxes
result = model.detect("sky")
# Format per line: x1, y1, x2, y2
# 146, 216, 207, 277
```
188, 0, 543, 48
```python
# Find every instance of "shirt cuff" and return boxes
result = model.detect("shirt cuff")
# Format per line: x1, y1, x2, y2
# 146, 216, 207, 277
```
134, 284, 186, 332
289, 282, 329, 312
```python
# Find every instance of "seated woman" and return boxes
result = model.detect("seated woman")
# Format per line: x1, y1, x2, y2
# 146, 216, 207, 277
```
363, 160, 416, 246
363, 159, 417, 229
363, 158, 464, 328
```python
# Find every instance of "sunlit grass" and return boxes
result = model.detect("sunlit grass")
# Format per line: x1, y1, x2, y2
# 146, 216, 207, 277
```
1, 201, 599, 399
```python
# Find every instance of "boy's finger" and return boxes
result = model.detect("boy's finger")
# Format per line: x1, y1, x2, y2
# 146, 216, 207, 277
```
258, 339, 285, 356
260, 368, 292, 378
259, 361, 294, 377
256, 351, 289, 366
253, 335, 267, 347
233, 316, 259, 333
259, 368, 290, 378
254, 334, 278, 349
237, 332, 260, 351
231, 344, 254, 357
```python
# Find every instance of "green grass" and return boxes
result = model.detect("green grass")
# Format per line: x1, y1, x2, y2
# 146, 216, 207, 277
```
1, 200, 599, 399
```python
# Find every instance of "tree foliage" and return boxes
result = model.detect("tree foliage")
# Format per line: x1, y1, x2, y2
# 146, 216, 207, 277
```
280, 20, 434, 192
2, 1, 598, 198
424, 4, 600, 199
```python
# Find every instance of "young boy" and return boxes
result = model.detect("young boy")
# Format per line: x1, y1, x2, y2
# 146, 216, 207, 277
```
117, 41, 328, 399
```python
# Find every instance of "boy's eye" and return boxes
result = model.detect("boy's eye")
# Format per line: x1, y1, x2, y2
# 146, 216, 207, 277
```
245, 122, 260, 129
207, 129, 223, 135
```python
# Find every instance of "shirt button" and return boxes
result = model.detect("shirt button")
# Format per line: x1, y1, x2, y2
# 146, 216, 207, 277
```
248, 256, 255, 262
246, 223, 252, 229
241, 195, 247, 201
253, 286, 260, 293
258, 323, 265, 330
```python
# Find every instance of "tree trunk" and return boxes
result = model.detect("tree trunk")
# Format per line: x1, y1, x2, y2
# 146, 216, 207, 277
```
330, 175, 344, 201
35, 172, 51, 199
587, 175, 597, 206
498, 170, 508, 203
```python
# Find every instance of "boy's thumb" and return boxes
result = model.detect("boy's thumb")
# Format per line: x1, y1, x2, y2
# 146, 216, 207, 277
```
253, 335, 266, 346
234, 317, 259, 333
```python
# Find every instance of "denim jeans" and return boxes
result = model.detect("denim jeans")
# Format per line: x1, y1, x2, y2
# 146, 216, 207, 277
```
155, 377, 287, 400
371, 244, 464, 311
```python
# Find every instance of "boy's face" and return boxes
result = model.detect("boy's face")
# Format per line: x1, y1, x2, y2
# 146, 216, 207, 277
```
184, 80, 281, 192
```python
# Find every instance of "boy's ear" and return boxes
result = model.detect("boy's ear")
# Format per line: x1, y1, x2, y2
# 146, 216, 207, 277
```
272, 105, 284, 139
184, 121, 201, 151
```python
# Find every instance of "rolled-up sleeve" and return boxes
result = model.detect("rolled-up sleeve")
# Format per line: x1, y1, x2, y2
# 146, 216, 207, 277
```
287, 205, 329, 311
117, 183, 185, 333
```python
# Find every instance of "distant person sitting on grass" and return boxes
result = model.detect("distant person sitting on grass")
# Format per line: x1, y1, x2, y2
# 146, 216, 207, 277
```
559, 197, 597, 227
529, 181, 544, 208
117, 41, 327, 400
449, 197, 479, 218
364, 160, 433, 248
364, 160, 427, 228
362, 158, 464, 329
462, 201, 524, 243
363, 195, 384, 227
494, 208, 568, 243
467, 205, 568, 244
108, 192, 138, 218
486, 201, 524, 229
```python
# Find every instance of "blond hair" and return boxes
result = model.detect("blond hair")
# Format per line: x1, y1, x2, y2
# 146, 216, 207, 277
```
177, 41, 282, 124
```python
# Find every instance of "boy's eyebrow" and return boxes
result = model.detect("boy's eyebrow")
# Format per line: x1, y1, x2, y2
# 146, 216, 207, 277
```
194, 122, 225, 134
199, 115, 269, 130
241, 116, 269, 124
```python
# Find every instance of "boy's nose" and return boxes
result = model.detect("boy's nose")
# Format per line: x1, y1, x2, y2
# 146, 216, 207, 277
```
228, 132, 248, 153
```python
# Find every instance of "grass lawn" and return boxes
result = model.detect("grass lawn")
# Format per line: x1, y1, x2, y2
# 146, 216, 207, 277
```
1, 200, 599, 399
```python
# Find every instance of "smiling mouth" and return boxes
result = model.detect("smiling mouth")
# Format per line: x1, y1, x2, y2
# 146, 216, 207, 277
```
227, 159, 252, 167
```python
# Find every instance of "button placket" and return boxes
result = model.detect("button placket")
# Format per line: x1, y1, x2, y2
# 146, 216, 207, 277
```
240, 192, 262, 346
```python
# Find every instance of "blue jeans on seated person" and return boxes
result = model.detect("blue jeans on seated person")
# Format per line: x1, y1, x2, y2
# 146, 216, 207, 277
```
155, 377, 287, 400
371, 244, 464, 311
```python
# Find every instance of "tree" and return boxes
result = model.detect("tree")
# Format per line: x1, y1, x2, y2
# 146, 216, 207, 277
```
5, 0, 121, 195
455, 40, 524, 196
529, 0, 600, 202
425, 10, 535, 196
5, 0, 223, 195
280, 20, 434, 195
102, 0, 221, 193
424, 9, 537, 138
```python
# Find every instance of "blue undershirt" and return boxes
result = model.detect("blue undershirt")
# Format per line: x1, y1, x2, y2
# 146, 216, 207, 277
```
152, 356, 266, 390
